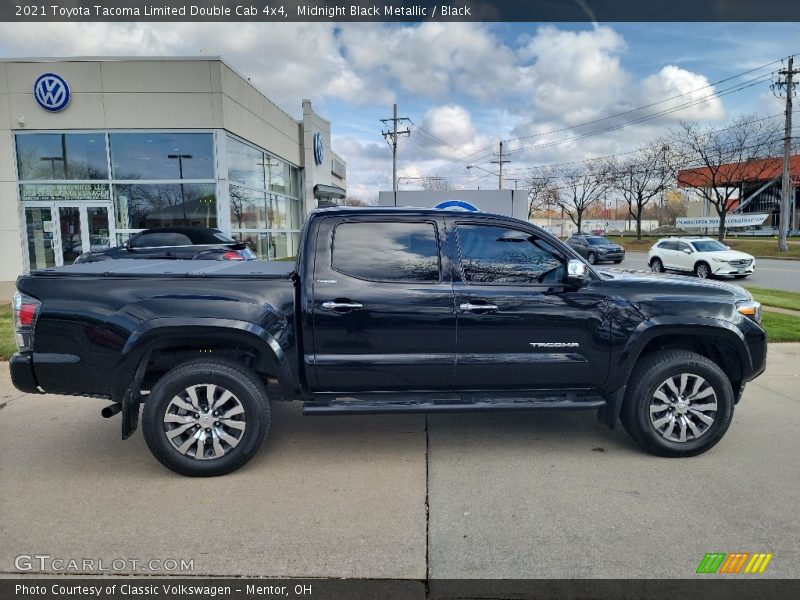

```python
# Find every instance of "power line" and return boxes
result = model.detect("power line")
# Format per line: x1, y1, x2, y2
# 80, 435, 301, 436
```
422, 55, 792, 179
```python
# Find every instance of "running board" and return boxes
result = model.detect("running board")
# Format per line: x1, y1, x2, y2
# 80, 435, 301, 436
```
303, 392, 605, 416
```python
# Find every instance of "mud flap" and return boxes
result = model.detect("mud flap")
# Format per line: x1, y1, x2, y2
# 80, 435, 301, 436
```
597, 387, 625, 429
121, 350, 151, 440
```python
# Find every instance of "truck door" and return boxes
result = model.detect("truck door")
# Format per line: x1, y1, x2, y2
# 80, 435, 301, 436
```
310, 216, 457, 392
449, 219, 610, 389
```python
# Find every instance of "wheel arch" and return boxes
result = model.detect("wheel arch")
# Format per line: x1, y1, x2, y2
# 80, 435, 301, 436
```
608, 318, 751, 397
112, 318, 297, 406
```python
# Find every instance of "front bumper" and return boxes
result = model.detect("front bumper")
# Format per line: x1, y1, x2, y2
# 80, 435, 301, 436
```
9, 352, 40, 394
712, 260, 755, 276
598, 251, 625, 262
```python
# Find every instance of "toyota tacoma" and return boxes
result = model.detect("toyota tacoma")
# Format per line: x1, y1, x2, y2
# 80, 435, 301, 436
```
10, 207, 767, 476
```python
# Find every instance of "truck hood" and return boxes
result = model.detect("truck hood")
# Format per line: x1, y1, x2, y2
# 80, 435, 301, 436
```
595, 267, 752, 302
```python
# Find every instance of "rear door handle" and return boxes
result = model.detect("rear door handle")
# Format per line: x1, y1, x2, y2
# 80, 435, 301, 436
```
460, 302, 499, 313
322, 301, 364, 311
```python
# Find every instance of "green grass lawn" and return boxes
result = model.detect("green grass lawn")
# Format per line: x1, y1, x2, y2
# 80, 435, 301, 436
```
0, 304, 14, 361
761, 311, 800, 342
746, 287, 800, 312
602, 236, 800, 259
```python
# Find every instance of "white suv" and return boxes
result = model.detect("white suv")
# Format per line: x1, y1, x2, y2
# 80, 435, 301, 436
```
648, 237, 756, 279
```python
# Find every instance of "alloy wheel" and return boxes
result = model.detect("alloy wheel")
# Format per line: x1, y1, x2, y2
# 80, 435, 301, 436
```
163, 384, 246, 460
651, 259, 663, 273
696, 263, 710, 279
649, 373, 717, 443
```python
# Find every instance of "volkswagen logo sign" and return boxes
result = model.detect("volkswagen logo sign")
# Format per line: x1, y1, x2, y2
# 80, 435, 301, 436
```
34, 73, 71, 112
313, 132, 324, 166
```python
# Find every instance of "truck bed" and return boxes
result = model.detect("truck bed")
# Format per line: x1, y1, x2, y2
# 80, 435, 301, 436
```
29, 259, 296, 279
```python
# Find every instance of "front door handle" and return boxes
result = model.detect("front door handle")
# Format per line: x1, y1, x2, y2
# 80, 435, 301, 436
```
460, 302, 499, 313
322, 301, 364, 311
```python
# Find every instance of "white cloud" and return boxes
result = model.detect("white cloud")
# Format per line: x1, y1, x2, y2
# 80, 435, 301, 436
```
638, 65, 725, 121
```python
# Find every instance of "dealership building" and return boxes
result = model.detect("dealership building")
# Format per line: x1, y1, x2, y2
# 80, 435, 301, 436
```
0, 56, 347, 280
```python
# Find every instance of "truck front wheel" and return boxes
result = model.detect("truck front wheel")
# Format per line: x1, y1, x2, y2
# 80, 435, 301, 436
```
142, 359, 270, 476
620, 350, 734, 457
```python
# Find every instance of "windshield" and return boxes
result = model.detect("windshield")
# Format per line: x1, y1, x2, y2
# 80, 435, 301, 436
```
691, 240, 728, 252
586, 237, 612, 246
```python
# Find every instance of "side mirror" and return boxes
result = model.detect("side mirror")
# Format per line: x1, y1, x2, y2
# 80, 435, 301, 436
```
566, 259, 588, 284
683, 248, 692, 254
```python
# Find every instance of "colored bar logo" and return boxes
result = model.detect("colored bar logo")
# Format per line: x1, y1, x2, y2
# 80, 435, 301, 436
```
696, 552, 773, 574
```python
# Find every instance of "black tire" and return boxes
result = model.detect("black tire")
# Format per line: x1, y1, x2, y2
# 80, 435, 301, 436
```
694, 261, 712, 279
587, 252, 597, 265
612, 259, 623, 264
142, 359, 270, 476
650, 257, 664, 273
620, 350, 734, 457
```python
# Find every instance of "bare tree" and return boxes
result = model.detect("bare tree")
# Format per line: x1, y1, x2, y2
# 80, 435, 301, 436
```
525, 168, 559, 219
421, 175, 453, 191
554, 163, 611, 234
344, 196, 369, 206
610, 141, 675, 239
671, 114, 782, 240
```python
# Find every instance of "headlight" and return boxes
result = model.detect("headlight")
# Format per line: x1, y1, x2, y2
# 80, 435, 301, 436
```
736, 300, 761, 324
712, 257, 728, 263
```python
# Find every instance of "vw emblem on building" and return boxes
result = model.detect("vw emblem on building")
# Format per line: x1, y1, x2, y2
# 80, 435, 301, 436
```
313, 132, 324, 166
34, 73, 71, 112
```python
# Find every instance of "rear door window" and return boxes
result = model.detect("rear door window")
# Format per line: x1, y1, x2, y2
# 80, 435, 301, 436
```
332, 221, 441, 282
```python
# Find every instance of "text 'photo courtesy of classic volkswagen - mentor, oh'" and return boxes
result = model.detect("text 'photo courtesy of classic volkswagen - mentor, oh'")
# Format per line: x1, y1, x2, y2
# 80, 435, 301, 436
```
10, 207, 767, 476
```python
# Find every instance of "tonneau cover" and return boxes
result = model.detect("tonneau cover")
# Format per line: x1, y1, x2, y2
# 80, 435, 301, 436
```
29, 259, 295, 279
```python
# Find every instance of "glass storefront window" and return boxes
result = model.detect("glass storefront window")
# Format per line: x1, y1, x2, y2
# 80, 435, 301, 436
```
229, 185, 266, 229
16, 133, 108, 180
110, 133, 214, 180
227, 137, 265, 189
114, 183, 217, 229
233, 231, 269, 259
288, 198, 303, 230
267, 195, 286, 229
270, 231, 288, 260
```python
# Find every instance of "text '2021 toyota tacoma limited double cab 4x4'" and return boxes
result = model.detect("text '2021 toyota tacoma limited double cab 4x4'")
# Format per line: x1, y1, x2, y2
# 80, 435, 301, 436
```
10, 207, 767, 476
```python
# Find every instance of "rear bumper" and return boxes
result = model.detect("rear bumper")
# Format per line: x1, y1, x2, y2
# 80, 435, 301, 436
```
9, 353, 40, 394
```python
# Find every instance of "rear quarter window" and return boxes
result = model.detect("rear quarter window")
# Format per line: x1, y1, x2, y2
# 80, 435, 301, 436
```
332, 221, 441, 282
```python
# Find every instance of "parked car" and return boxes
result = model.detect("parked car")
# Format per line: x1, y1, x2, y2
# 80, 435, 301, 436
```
565, 234, 625, 264
648, 237, 755, 279
73, 227, 257, 263
11, 207, 766, 476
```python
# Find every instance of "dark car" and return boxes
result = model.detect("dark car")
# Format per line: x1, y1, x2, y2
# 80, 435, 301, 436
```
73, 227, 257, 264
566, 234, 625, 265
11, 207, 766, 476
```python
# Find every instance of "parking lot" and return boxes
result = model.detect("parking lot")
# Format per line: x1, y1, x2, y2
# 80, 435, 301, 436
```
1, 344, 799, 582
611, 252, 800, 292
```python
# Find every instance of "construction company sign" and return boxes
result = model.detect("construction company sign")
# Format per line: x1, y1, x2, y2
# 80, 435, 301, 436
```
677, 214, 770, 229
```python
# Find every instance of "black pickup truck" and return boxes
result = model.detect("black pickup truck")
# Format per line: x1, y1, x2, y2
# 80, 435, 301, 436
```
10, 207, 767, 476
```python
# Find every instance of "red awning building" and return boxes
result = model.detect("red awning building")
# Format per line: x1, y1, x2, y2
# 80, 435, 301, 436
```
677, 155, 800, 232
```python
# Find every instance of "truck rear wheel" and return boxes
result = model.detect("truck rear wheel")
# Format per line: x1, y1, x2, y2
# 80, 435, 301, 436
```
620, 350, 734, 457
142, 359, 270, 476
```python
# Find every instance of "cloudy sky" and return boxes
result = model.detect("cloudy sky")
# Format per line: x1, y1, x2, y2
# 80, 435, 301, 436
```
1, 21, 798, 200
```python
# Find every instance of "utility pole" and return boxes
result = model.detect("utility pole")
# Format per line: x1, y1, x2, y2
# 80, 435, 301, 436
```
773, 56, 798, 252
381, 104, 410, 192
490, 141, 510, 189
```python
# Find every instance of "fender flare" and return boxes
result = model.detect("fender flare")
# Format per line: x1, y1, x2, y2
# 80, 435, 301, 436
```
111, 317, 296, 405
606, 316, 752, 393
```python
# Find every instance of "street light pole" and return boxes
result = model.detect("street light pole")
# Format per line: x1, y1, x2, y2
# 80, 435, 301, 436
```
168, 153, 193, 224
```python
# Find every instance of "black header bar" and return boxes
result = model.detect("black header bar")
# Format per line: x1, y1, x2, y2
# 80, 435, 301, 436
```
2, 0, 800, 22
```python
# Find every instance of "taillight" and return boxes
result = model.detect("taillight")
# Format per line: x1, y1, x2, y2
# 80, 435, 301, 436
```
222, 251, 244, 261
13, 291, 41, 351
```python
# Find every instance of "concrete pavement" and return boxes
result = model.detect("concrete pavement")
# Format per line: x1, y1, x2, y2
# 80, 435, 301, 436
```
2, 346, 799, 580
610, 252, 800, 292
